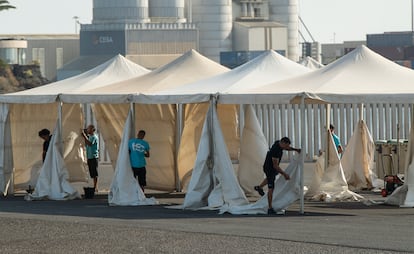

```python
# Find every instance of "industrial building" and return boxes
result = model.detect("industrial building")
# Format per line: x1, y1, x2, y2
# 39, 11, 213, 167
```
367, 31, 414, 68
0, 35, 79, 81
2, 0, 413, 82
320, 31, 414, 67
2, 0, 321, 81
58, 0, 305, 78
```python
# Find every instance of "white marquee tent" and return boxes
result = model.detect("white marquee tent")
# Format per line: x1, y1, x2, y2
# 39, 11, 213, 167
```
227, 45, 414, 104
220, 45, 414, 207
137, 50, 312, 192
138, 50, 312, 210
138, 50, 311, 104
0, 54, 150, 104
3, 44, 414, 209
164, 45, 414, 211
60, 49, 230, 192
0, 55, 150, 195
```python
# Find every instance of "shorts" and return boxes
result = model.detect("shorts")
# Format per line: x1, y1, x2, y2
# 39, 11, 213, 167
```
132, 167, 147, 187
87, 158, 99, 178
263, 167, 277, 189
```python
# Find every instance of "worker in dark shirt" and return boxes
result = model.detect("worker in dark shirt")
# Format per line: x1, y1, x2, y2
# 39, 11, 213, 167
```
38, 128, 52, 162
254, 137, 301, 214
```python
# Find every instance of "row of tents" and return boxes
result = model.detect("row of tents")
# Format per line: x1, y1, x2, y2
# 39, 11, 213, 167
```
0, 45, 413, 211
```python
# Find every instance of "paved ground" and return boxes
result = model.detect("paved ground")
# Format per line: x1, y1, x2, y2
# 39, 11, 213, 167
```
1, 191, 413, 254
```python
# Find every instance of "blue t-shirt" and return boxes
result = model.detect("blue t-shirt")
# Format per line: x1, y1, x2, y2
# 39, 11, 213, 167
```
128, 138, 150, 168
332, 133, 341, 149
86, 134, 99, 159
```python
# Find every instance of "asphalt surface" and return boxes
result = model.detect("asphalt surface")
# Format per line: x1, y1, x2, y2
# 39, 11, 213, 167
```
0, 191, 413, 254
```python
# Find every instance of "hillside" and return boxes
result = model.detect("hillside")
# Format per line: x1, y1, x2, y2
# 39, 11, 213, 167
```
0, 61, 49, 94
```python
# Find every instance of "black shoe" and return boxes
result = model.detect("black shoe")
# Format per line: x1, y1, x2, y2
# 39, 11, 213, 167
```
267, 208, 276, 215
254, 186, 265, 196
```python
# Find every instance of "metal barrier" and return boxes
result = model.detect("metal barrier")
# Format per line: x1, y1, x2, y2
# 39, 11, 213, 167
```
375, 139, 408, 178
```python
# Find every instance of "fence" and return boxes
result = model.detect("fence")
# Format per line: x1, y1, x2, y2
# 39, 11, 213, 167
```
254, 103, 413, 162
87, 103, 413, 164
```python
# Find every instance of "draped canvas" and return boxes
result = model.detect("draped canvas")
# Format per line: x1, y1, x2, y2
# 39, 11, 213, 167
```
237, 105, 268, 195
11, 103, 85, 191
108, 108, 158, 206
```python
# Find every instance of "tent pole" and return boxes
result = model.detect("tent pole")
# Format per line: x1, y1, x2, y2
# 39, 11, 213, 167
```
175, 104, 183, 192
58, 101, 63, 154
0, 103, 13, 196
239, 104, 245, 140
359, 103, 364, 121
300, 96, 305, 214
208, 97, 215, 170
130, 102, 135, 135
325, 104, 331, 171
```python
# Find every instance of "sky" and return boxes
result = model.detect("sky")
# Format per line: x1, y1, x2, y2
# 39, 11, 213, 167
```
0, 0, 412, 43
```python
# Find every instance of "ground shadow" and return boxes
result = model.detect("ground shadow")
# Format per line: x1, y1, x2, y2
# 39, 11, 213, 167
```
0, 194, 354, 220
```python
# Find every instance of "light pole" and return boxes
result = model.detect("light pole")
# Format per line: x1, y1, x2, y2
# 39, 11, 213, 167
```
73, 16, 79, 34
411, 0, 413, 32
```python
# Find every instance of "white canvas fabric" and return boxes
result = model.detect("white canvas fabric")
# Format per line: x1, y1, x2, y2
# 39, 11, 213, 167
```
11, 104, 86, 192
108, 109, 158, 206
61, 105, 89, 183
85, 51, 228, 191
299, 56, 324, 70
0, 54, 149, 104
305, 130, 363, 201
385, 123, 414, 207
25, 121, 80, 201
177, 103, 241, 191
176, 103, 209, 191
0, 55, 149, 193
62, 131, 89, 182
133, 104, 177, 191
384, 184, 409, 206
307, 152, 325, 195
0, 103, 12, 195
219, 153, 303, 215
9, 103, 87, 191
182, 103, 249, 210
63, 50, 229, 104
11, 103, 59, 190
173, 105, 239, 192
140, 50, 311, 104
220, 45, 414, 105
94, 103, 178, 191
341, 120, 376, 190
91, 104, 129, 170
237, 105, 268, 195
134, 50, 309, 191
402, 145, 414, 207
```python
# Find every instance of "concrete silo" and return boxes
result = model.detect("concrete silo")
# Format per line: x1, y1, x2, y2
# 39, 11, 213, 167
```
269, 0, 299, 61
149, 0, 186, 23
191, 0, 233, 62
92, 0, 150, 24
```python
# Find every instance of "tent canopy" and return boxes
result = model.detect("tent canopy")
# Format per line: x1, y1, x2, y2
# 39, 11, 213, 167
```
0, 54, 149, 193
222, 45, 414, 104
135, 50, 311, 104
299, 56, 324, 70
58, 49, 230, 191
60, 49, 229, 104
0, 54, 149, 104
